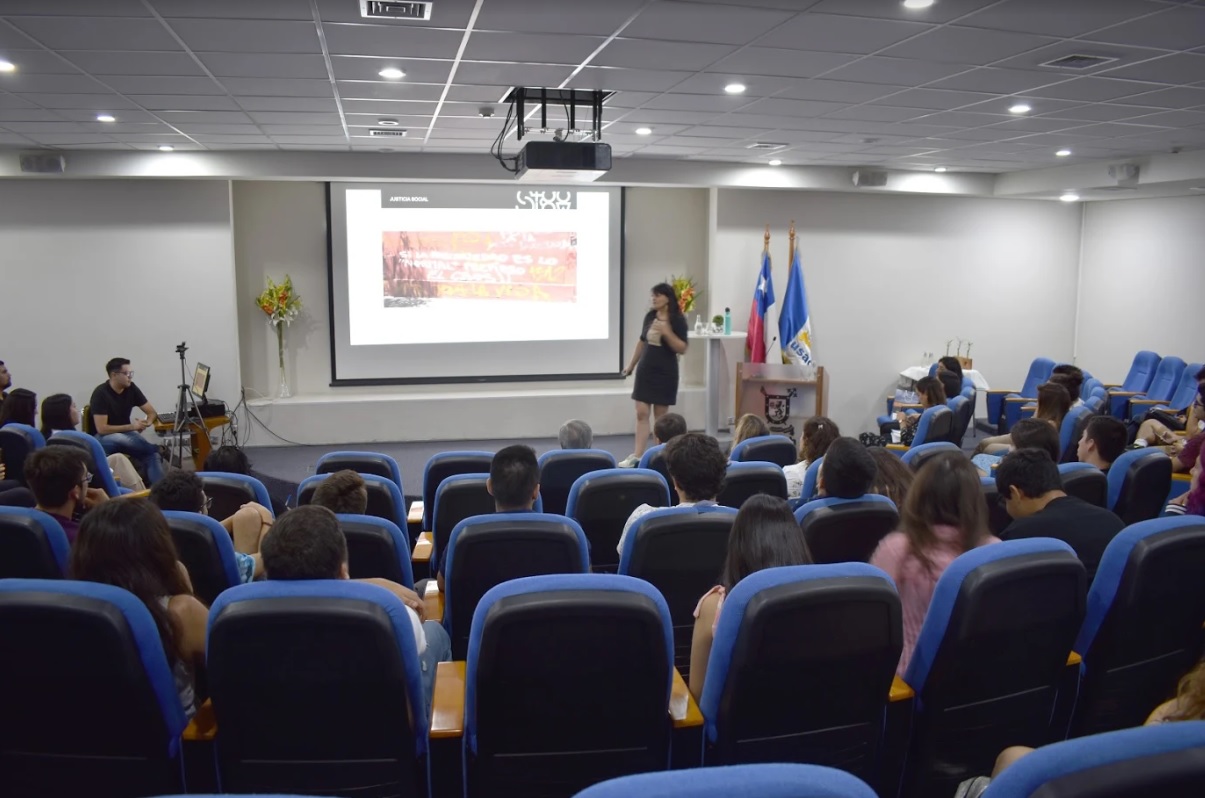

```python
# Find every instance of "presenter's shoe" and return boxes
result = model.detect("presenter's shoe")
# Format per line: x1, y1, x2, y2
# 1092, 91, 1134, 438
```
618, 454, 639, 468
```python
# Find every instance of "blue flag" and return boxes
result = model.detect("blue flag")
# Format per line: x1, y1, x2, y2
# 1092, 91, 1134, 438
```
779, 245, 813, 367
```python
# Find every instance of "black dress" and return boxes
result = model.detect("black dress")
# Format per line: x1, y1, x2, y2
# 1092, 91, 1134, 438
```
632, 311, 689, 407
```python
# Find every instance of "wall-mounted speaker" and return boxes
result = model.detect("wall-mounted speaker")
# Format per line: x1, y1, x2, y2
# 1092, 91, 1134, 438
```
19, 153, 66, 174
852, 169, 888, 188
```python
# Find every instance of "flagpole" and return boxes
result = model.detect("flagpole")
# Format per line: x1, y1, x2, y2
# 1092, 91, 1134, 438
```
763, 223, 770, 254
788, 219, 796, 261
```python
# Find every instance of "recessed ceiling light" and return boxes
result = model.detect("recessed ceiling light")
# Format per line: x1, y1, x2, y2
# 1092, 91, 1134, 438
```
378, 67, 405, 79
768, 159, 782, 166
902, 0, 935, 8
635, 126, 652, 135
0, 60, 15, 73
1056, 148, 1072, 157
1060, 192, 1080, 202
724, 82, 746, 94
157, 145, 174, 152
377, 118, 399, 126
96, 113, 116, 122
1009, 103, 1032, 114
934, 166, 947, 172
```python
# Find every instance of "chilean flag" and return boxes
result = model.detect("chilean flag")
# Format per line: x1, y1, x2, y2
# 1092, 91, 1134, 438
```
745, 250, 775, 363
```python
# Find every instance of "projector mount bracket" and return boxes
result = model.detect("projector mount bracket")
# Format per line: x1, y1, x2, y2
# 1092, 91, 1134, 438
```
502, 88, 613, 142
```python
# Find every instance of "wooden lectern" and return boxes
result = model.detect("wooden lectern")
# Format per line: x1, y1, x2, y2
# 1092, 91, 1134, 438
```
153, 416, 230, 469
735, 363, 825, 442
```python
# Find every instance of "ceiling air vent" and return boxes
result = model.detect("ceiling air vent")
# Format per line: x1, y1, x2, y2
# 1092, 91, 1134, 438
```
360, 1, 433, 21
1040, 53, 1118, 70
746, 142, 787, 150
369, 128, 409, 137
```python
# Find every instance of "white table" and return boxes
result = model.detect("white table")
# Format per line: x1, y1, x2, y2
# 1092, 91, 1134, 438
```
900, 365, 990, 391
699, 331, 746, 437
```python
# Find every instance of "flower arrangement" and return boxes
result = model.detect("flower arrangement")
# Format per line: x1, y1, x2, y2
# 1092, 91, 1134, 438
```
256, 276, 302, 398
669, 274, 700, 314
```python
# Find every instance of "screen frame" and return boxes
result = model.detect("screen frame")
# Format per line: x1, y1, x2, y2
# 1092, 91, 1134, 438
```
190, 362, 210, 399
324, 182, 627, 387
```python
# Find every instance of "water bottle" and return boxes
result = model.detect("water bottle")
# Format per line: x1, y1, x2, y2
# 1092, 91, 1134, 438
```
723, 308, 732, 335
694, 314, 704, 335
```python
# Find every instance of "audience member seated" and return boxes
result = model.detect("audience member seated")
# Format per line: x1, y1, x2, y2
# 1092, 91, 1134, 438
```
436, 444, 540, 594
557, 419, 594, 450
870, 452, 1000, 675
1078, 416, 1128, 475
869, 376, 946, 447
1051, 364, 1085, 407
40, 392, 146, 491
937, 356, 964, 401
310, 468, 369, 515
653, 412, 687, 445
971, 417, 1060, 475
728, 413, 769, 456
89, 357, 165, 484
784, 416, 838, 499
0, 358, 9, 400
688, 494, 812, 700
995, 448, 1124, 583
261, 505, 451, 709
24, 445, 108, 543
975, 382, 1071, 455
203, 445, 288, 516
867, 446, 914, 507
0, 386, 38, 428
150, 470, 272, 582
814, 437, 877, 499
618, 432, 726, 555
69, 498, 207, 719
1162, 446, 1203, 518
1135, 365, 1205, 440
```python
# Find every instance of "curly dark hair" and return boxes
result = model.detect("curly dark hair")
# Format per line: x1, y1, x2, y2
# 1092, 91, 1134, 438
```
664, 432, 727, 502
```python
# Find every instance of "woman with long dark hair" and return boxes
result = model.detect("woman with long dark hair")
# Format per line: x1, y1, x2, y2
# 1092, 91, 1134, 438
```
621, 282, 689, 466
70, 499, 208, 718
39, 393, 146, 492
688, 495, 812, 699
0, 387, 37, 428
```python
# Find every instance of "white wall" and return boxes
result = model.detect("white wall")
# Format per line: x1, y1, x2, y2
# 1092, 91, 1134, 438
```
1077, 195, 1205, 382
713, 189, 1084, 435
0, 179, 239, 426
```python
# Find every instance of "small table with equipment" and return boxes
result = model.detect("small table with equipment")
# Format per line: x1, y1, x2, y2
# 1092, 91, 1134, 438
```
153, 415, 230, 469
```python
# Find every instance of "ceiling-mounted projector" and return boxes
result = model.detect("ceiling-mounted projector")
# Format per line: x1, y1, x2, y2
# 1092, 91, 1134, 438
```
516, 141, 612, 183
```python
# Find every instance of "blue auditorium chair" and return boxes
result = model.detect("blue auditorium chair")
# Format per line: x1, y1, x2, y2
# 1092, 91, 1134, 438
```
0, 506, 69, 579
731, 434, 797, 468
298, 471, 405, 529
1105, 350, 1161, 417
900, 441, 960, 469
639, 443, 676, 504
316, 450, 403, 490
798, 456, 823, 504
1112, 355, 1184, 419
987, 357, 1055, 433
1058, 405, 1095, 463
948, 394, 973, 444
426, 473, 544, 577
463, 574, 674, 797
49, 429, 131, 497
982, 722, 1205, 798
538, 448, 617, 516
901, 539, 1086, 797
1128, 361, 1202, 421
1058, 463, 1108, 508
619, 505, 738, 674
196, 471, 273, 521
207, 580, 430, 796
794, 494, 899, 564
567, 468, 670, 571
443, 512, 589, 659
0, 579, 189, 796
0, 422, 44, 484
574, 763, 880, 798
336, 513, 414, 587
1105, 448, 1172, 524
698, 564, 902, 785
162, 510, 241, 605
1069, 516, 1205, 737
888, 405, 953, 453
717, 460, 788, 508
980, 476, 1014, 536
421, 450, 493, 531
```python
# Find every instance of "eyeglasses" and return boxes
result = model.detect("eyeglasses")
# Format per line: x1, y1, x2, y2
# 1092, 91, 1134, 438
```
202, 494, 213, 515
81, 471, 93, 486
119, 371, 134, 377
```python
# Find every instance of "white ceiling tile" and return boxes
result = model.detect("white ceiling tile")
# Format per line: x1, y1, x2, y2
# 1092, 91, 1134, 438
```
198, 53, 330, 79
1102, 54, 1205, 85
167, 19, 321, 53
821, 57, 974, 86
444, 84, 514, 103
472, 0, 644, 33
328, 56, 454, 83
592, 39, 737, 71
0, 49, 81, 74
1038, 104, 1155, 123
321, 22, 464, 58
1086, 6, 1205, 52
188, 133, 275, 142
338, 80, 454, 101
0, 120, 87, 132
678, 125, 766, 138
54, 109, 163, 124
463, 32, 607, 65
128, 95, 243, 111
926, 67, 1063, 94
913, 110, 1006, 127
260, 124, 345, 134
99, 76, 225, 95
7, 17, 179, 50
235, 96, 338, 112
17, 132, 119, 144
823, 105, 925, 122
624, 1, 794, 45
2, 1, 149, 15
619, 109, 720, 124
1121, 86, 1205, 109
568, 67, 695, 92
247, 111, 342, 125
454, 62, 576, 88
1055, 121, 1174, 138
64, 51, 203, 76
981, 116, 1082, 134
0, 73, 108, 93
153, 110, 253, 124
795, 0, 994, 23
19, 93, 139, 109
277, 144, 351, 150
347, 111, 432, 126
880, 26, 1057, 65
340, 86, 447, 106
757, 14, 932, 54
706, 47, 858, 79
218, 78, 335, 97
603, 91, 662, 108
873, 87, 996, 110
202, 142, 279, 149
268, 135, 349, 144
640, 93, 759, 113
956, 0, 1155, 38
666, 73, 794, 97
1121, 109, 1205, 128
775, 79, 906, 103
166, 124, 262, 135
992, 42, 1175, 74
739, 97, 847, 117
1026, 77, 1157, 103
341, 97, 446, 114
152, 0, 315, 20
0, 108, 65, 121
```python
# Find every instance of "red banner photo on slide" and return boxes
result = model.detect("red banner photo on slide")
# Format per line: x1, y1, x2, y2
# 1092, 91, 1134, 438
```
382, 230, 578, 302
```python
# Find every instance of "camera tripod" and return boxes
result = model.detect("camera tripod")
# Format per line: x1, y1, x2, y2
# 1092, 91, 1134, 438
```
167, 341, 203, 469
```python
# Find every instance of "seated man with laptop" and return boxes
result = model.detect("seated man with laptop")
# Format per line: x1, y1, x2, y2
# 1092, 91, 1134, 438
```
89, 357, 165, 485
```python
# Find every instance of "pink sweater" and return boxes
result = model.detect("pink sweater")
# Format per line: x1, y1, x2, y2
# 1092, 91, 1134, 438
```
870, 525, 1000, 677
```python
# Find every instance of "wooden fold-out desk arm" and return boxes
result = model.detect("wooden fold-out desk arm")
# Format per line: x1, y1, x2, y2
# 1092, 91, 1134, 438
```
1107, 390, 1141, 397
183, 699, 217, 742
889, 676, 914, 703
893, 403, 923, 412
670, 668, 703, 729
423, 580, 443, 625
412, 532, 433, 564
431, 661, 466, 739
986, 389, 1018, 396
1067, 652, 1082, 667
114, 489, 151, 500
1173, 473, 1191, 483
886, 444, 908, 452
1005, 396, 1038, 404
1127, 398, 1166, 408
407, 501, 424, 526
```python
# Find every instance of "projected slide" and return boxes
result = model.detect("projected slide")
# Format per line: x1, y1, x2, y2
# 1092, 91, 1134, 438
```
328, 183, 624, 384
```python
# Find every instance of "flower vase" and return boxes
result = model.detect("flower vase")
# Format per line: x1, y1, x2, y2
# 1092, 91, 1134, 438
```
274, 321, 292, 399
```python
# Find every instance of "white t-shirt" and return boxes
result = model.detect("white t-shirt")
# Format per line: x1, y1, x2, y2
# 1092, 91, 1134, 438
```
783, 460, 810, 500
617, 501, 705, 555
404, 604, 427, 654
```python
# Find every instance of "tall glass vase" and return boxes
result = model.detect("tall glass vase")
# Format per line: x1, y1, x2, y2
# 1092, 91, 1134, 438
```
274, 321, 292, 398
